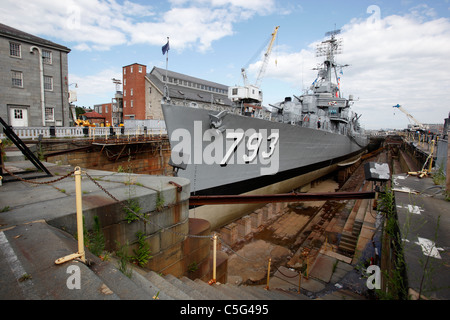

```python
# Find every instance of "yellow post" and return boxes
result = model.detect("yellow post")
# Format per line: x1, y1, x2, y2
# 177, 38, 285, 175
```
306, 256, 309, 279
212, 233, 217, 283
55, 167, 86, 265
208, 233, 218, 285
265, 258, 271, 290
429, 140, 435, 173
75, 167, 86, 263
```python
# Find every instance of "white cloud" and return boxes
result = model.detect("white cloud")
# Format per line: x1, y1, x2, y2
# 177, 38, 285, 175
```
252, 10, 450, 130
0, 0, 277, 52
125, 6, 238, 52
169, 0, 276, 15
69, 68, 122, 107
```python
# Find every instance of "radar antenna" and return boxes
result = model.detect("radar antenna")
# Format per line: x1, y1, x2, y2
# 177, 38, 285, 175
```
316, 29, 343, 61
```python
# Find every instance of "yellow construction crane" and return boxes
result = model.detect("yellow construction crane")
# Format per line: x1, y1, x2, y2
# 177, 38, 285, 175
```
229, 26, 279, 105
255, 26, 279, 87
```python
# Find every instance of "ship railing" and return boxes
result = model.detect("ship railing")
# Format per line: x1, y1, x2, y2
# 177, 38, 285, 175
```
199, 103, 275, 122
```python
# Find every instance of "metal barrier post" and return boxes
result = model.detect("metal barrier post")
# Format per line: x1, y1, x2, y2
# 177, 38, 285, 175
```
55, 167, 86, 265
209, 233, 218, 285
306, 256, 309, 279
428, 140, 435, 173
265, 258, 271, 290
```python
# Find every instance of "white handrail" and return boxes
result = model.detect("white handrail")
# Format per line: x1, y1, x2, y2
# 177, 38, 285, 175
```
0, 126, 167, 140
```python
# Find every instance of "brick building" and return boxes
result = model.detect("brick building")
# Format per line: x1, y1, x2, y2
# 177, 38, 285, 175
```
93, 102, 113, 126
0, 23, 71, 127
122, 63, 147, 121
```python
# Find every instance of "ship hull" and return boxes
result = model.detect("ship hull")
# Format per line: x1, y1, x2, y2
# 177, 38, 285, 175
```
162, 104, 368, 229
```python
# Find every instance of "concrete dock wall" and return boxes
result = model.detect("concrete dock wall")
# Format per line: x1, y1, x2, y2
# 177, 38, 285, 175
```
41, 171, 212, 279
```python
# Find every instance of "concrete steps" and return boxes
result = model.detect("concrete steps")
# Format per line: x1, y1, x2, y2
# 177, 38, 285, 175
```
102, 261, 308, 300
0, 220, 308, 301
132, 270, 308, 300
338, 232, 358, 254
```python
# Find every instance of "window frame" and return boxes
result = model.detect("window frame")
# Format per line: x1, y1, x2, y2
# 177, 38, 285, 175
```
9, 42, 21, 58
42, 49, 52, 64
44, 75, 53, 91
45, 107, 55, 122
11, 70, 23, 88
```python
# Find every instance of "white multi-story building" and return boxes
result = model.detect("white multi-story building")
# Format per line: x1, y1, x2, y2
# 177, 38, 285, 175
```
0, 23, 71, 127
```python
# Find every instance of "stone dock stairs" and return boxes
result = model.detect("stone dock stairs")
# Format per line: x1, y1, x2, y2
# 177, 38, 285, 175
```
0, 220, 306, 300
130, 270, 307, 300
338, 220, 363, 254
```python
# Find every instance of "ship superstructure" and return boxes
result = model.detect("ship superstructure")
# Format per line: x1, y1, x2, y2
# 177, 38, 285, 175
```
161, 29, 368, 228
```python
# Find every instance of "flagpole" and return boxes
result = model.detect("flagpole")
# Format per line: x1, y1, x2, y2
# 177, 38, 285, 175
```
165, 37, 169, 81
164, 37, 169, 100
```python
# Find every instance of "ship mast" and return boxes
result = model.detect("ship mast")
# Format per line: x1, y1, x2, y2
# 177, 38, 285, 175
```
314, 29, 348, 98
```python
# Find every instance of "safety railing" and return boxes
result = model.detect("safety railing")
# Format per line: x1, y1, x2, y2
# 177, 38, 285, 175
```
0, 126, 167, 140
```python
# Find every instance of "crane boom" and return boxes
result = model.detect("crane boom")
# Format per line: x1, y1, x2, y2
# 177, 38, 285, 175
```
255, 26, 279, 87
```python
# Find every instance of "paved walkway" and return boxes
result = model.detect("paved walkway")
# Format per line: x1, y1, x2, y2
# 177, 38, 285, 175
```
393, 174, 450, 299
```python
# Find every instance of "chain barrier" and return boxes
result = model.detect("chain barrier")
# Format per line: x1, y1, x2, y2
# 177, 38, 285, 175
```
218, 238, 261, 263
83, 171, 213, 240
1, 164, 75, 184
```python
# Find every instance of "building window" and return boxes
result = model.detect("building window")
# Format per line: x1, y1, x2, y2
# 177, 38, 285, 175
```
124, 89, 126, 97
124, 79, 126, 85
130, 88, 133, 96
124, 101, 126, 108
12, 71, 23, 87
9, 42, 21, 58
14, 109, 23, 119
42, 50, 52, 64
131, 100, 133, 108
123, 68, 126, 75
105, 105, 108, 113
130, 66, 133, 73
45, 107, 54, 122
44, 76, 53, 91
139, 66, 142, 73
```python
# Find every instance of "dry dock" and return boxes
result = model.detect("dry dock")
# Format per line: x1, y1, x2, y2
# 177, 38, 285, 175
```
0, 134, 449, 301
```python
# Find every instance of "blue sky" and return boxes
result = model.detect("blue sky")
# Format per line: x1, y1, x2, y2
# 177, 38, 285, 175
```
1, 0, 450, 130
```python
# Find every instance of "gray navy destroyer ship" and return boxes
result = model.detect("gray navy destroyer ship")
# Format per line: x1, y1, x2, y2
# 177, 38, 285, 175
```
162, 29, 369, 229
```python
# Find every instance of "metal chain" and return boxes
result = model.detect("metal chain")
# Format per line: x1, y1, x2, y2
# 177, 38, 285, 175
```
83, 171, 213, 240
218, 238, 261, 263
276, 266, 300, 278
1, 165, 75, 185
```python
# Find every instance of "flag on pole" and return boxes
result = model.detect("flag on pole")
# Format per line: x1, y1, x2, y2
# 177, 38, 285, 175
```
162, 38, 170, 55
